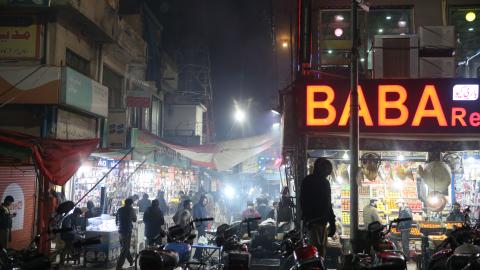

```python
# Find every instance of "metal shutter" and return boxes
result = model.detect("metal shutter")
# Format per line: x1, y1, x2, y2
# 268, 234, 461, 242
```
0, 166, 37, 249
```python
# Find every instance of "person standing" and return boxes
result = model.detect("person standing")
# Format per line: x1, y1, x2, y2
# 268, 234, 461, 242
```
0, 196, 15, 249
300, 158, 336, 258
138, 193, 151, 213
267, 201, 279, 222
278, 187, 294, 225
256, 197, 271, 220
156, 190, 169, 215
242, 201, 261, 219
397, 199, 413, 260
363, 199, 381, 228
193, 195, 209, 259
143, 199, 165, 246
116, 198, 137, 270
447, 202, 465, 222
83, 201, 98, 230
179, 200, 194, 233
60, 207, 82, 265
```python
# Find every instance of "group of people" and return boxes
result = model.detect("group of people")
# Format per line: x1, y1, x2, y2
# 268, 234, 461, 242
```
240, 187, 294, 226
114, 191, 211, 269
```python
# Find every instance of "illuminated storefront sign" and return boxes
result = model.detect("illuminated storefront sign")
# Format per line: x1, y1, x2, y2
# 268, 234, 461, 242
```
302, 79, 480, 134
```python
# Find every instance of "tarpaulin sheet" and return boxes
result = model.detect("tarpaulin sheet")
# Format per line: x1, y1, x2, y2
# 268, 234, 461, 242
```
0, 129, 98, 186
134, 130, 276, 171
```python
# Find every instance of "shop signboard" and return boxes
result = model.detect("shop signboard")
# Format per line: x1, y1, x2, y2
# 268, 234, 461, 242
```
0, 22, 40, 59
300, 78, 480, 134
61, 67, 109, 117
56, 109, 97, 139
126, 79, 154, 108
108, 111, 127, 149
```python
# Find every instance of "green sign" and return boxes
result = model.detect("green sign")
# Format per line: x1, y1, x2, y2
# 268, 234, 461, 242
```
61, 67, 108, 117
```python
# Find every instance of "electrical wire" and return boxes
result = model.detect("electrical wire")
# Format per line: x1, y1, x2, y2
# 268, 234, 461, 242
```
0, 65, 45, 99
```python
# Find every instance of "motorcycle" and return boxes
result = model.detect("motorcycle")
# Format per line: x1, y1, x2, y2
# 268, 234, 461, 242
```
428, 209, 480, 270
352, 217, 412, 270
279, 229, 326, 270
137, 217, 214, 270
215, 217, 262, 270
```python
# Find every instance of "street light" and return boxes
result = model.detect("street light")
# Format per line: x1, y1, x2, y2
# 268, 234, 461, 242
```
234, 108, 246, 123
282, 41, 289, 48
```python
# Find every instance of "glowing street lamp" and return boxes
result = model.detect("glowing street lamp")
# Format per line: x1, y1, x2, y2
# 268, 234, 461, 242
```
234, 108, 246, 123
281, 41, 289, 48
466, 11, 476, 22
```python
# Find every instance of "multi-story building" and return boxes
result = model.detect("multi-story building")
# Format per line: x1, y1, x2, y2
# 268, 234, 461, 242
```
275, 0, 480, 82
0, 0, 178, 249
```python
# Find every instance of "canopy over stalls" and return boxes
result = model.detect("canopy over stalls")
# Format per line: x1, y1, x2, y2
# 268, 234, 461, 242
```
0, 129, 99, 185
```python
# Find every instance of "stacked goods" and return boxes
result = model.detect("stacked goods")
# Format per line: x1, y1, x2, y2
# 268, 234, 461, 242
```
342, 212, 350, 225
391, 227, 421, 237
371, 186, 385, 198
407, 200, 423, 211
341, 189, 350, 198
445, 222, 463, 230
341, 199, 350, 211
402, 186, 418, 198
387, 190, 401, 198
419, 222, 442, 229
385, 198, 397, 210
359, 186, 370, 196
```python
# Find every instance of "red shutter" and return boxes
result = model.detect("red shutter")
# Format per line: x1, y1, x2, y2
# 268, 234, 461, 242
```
0, 166, 36, 249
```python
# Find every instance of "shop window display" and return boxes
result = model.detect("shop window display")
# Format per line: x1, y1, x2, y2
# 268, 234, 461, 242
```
308, 150, 480, 256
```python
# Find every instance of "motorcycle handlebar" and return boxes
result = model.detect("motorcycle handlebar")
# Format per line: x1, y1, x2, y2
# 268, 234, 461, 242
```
193, 217, 214, 223
394, 217, 413, 223
243, 217, 262, 223
50, 228, 73, 234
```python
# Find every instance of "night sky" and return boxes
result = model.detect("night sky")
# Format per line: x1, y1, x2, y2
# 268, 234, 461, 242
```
151, 0, 276, 141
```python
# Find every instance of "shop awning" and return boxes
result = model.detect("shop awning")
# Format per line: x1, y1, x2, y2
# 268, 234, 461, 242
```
131, 129, 276, 171
0, 129, 99, 185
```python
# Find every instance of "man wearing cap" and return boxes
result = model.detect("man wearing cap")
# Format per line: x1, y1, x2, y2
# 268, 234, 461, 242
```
397, 199, 412, 260
363, 199, 381, 228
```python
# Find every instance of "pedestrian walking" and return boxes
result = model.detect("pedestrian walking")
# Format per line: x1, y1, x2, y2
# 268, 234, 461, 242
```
397, 199, 412, 260
143, 199, 165, 246
0, 196, 16, 249
300, 158, 336, 257
138, 193, 151, 213
116, 198, 137, 270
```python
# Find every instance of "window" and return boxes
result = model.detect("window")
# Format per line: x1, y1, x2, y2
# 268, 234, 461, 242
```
449, 6, 480, 77
103, 66, 124, 110
151, 96, 162, 136
66, 49, 90, 76
315, 8, 413, 76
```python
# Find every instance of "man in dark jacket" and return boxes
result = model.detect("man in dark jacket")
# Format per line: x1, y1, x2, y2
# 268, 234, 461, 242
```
300, 158, 336, 257
0, 196, 15, 249
116, 198, 137, 270
60, 207, 82, 265
156, 190, 169, 215
447, 202, 465, 222
397, 199, 412, 260
143, 199, 165, 245
192, 195, 209, 259
138, 193, 151, 213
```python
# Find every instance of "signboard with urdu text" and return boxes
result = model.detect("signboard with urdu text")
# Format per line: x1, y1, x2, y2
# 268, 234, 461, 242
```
0, 23, 40, 59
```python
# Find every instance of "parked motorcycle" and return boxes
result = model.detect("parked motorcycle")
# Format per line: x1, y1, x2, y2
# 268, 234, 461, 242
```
279, 228, 326, 270
137, 217, 214, 270
215, 217, 262, 270
428, 210, 479, 270
352, 217, 412, 270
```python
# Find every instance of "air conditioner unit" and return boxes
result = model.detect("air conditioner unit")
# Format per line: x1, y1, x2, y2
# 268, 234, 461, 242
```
419, 26, 455, 49
373, 35, 419, 79
420, 57, 456, 78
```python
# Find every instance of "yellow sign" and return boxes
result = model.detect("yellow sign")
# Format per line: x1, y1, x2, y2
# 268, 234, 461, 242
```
0, 24, 40, 59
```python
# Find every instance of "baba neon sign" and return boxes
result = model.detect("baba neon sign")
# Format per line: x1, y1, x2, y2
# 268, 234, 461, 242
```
302, 79, 480, 133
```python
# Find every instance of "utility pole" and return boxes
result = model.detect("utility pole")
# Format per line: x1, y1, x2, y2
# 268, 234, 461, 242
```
349, 0, 360, 253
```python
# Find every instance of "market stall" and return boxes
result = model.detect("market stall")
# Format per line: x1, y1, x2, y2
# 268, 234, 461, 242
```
281, 78, 480, 257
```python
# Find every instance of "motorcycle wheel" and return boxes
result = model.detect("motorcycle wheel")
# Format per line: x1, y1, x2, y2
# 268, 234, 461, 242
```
428, 257, 448, 270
